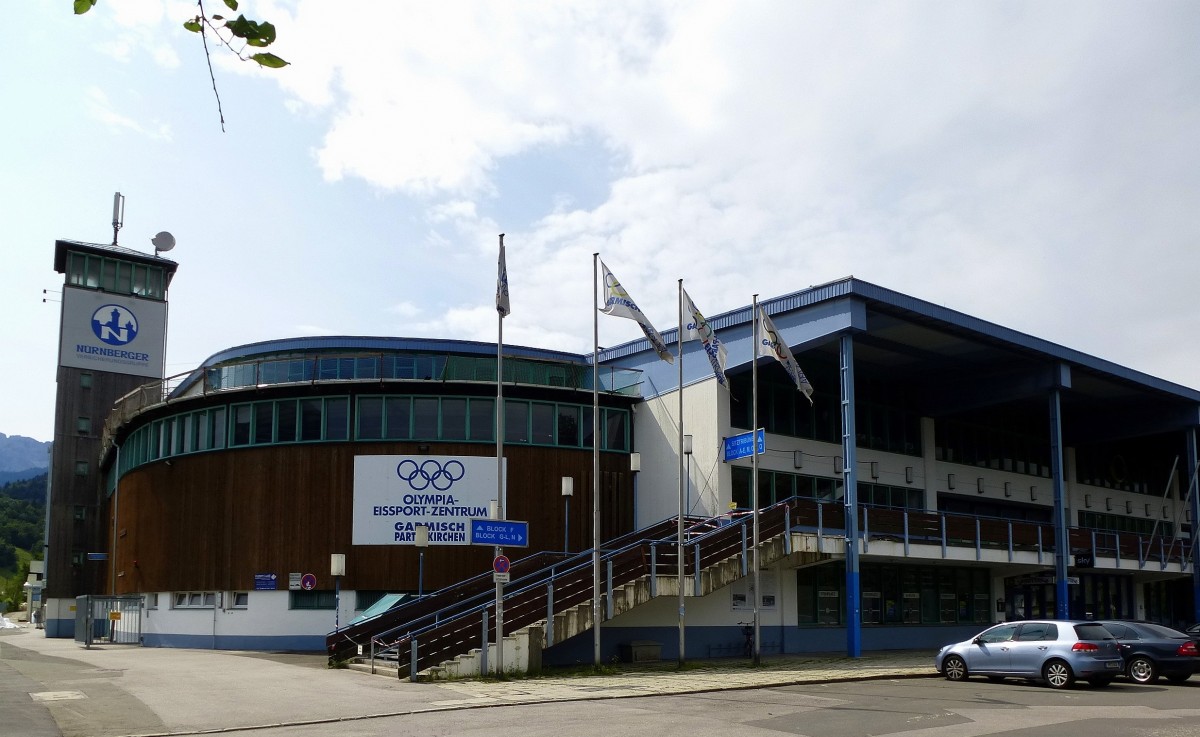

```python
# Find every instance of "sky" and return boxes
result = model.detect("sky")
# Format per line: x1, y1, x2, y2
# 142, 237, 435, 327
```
2, 1, 1199, 444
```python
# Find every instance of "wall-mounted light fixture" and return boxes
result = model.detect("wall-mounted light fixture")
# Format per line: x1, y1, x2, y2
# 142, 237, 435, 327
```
1004, 482, 1012, 497
794, 451, 804, 469
834, 456, 844, 474
1145, 503, 1152, 517
905, 466, 914, 484
1030, 485, 1038, 501
630, 452, 641, 472
1163, 505, 1170, 519
1084, 494, 1092, 508
947, 473, 956, 490
870, 461, 880, 480
1105, 497, 1112, 511
977, 477, 985, 494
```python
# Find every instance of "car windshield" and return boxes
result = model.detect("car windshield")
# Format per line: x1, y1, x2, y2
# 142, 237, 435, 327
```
1133, 623, 1188, 639
1074, 623, 1115, 640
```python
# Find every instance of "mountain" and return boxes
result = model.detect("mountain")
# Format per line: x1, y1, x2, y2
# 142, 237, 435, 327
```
0, 433, 51, 480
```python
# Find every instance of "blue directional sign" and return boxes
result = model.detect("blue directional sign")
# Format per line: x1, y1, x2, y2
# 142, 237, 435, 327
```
470, 519, 529, 547
723, 429, 765, 462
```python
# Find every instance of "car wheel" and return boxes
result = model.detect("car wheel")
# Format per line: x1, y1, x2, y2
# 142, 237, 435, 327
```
1042, 659, 1075, 689
943, 655, 968, 682
1088, 677, 1113, 687
1127, 656, 1159, 684
1165, 673, 1190, 684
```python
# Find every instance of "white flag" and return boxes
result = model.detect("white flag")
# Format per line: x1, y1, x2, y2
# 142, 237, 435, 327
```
496, 238, 510, 317
683, 288, 728, 388
600, 260, 673, 364
757, 307, 813, 403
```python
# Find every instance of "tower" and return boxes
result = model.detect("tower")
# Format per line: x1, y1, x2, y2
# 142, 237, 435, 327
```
43, 238, 177, 636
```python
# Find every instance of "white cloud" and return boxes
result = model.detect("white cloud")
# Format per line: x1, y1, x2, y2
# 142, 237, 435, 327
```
85, 86, 173, 140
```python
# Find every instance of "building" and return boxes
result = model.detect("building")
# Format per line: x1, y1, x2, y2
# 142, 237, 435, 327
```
43, 239, 177, 638
45, 242, 1199, 660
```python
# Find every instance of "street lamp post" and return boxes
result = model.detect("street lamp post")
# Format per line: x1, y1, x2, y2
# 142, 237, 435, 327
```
415, 524, 430, 598
561, 477, 574, 551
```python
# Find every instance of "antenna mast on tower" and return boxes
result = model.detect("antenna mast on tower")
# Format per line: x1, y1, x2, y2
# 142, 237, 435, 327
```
111, 191, 125, 246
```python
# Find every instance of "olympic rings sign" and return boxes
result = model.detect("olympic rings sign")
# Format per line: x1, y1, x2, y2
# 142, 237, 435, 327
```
396, 459, 466, 491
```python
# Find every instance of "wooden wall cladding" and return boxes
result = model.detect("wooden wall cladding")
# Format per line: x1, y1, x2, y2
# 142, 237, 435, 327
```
107, 443, 635, 595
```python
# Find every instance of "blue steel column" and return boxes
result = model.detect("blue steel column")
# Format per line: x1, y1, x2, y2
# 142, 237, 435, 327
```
1188, 427, 1200, 624
840, 334, 861, 657
1049, 388, 1069, 618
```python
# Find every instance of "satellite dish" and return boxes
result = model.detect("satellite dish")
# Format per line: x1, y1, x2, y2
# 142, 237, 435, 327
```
151, 231, 176, 253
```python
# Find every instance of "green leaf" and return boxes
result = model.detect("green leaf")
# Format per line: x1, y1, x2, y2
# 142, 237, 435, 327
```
73, 0, 97, 15
251, 52, 289, 69
223, 0, 239, 10
213, 15, 224, 21
183, 19, 202, 33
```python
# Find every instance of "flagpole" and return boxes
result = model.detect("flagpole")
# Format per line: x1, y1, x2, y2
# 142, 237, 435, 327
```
495, 233, 506, 677
677, 278, 686, 666
592, 252, 602, 668
751, 295, 761, 666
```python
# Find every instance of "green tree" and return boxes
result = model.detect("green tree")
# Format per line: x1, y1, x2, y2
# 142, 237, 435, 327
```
74, 0, 288, 131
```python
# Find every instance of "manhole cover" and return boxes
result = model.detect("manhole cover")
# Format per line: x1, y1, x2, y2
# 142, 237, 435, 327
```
30, 691, 88, 702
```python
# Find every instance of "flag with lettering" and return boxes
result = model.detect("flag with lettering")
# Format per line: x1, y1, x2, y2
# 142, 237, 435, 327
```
682, 288, 728, 388
599, 260, 673, 363
756, 307, 813, 403
496, 237, 510, 317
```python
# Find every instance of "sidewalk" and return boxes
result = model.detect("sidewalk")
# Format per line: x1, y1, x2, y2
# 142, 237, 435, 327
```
0, 625, 934, 737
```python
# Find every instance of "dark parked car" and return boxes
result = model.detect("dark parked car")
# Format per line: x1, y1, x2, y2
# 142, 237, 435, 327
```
1096, 620, 1200, 684
935, 620, 1124, 689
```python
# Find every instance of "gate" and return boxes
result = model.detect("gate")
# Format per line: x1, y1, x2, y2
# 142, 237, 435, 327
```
73, 595, 143, 648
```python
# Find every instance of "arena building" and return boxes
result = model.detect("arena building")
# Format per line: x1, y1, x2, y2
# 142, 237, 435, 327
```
44, 239, 1199, 665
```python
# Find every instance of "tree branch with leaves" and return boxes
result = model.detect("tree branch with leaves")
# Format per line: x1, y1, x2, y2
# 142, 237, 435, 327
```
74, 0, 289, 131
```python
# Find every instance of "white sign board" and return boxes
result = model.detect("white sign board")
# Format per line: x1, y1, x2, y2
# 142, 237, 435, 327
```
352, 455, 504, 545
58, 286, 166, 378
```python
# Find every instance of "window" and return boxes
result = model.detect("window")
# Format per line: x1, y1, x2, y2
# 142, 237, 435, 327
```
300, 399, 323, 441
173, 591, 218, 609
74, 461, 89, 476
358, 397, 384, 440
276, 400, 298, 442
232, 404, 252, 446
441, 398, 467, 440
979, 624, 1018, 644
76, 417, 91, 436
144, 593, 158, 610
325, 398, 349, 440
413, 398, 439, 438
73, 505, 87, 520
385, 397, 412, 439
468, 399, 494, 442
505, 400, 529, 443
230, 592, 249, 609
289, 590, 336, 610
254, 402, 274, 444
79, 373, 93, 389
531, 403, 555, 445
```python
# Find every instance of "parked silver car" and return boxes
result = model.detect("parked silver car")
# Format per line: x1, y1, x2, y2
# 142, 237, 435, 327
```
935, 620, 1124, 688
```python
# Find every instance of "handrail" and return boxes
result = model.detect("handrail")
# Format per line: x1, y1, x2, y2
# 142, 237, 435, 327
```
329, 496, 1195, 676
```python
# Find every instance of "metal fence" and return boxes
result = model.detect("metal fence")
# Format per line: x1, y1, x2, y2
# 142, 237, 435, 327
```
73, 595, 143, 648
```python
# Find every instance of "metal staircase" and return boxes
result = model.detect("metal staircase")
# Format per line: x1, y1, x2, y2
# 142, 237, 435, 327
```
326, 495, 1195, 679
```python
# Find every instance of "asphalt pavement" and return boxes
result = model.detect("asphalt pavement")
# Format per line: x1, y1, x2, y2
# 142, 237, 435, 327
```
0, 623, 934, 737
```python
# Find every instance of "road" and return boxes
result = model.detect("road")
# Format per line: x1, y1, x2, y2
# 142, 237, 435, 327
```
179, 678, 1200, 737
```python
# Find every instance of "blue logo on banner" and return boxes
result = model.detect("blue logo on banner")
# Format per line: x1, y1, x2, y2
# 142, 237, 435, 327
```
91, 304, 139, 346
396, 459, 466, 491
